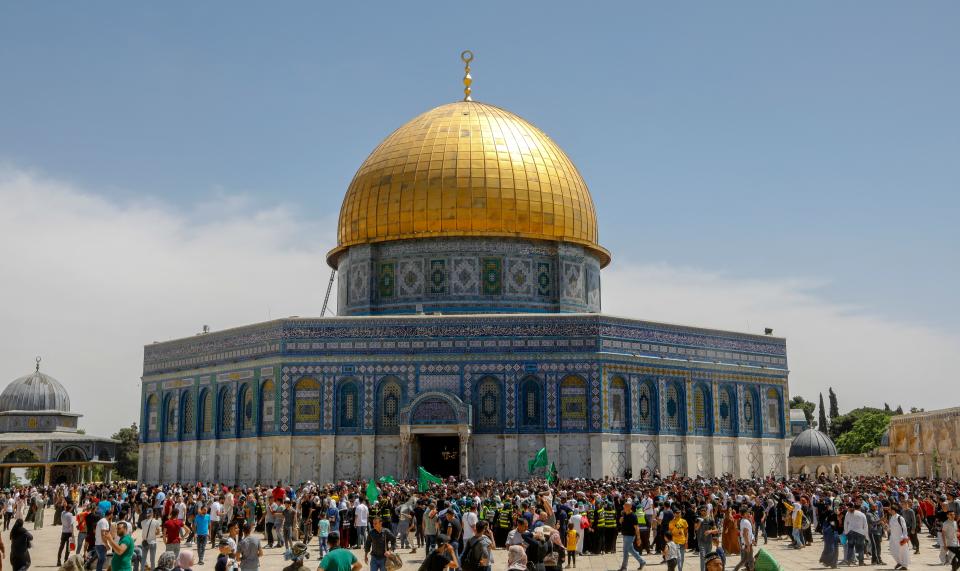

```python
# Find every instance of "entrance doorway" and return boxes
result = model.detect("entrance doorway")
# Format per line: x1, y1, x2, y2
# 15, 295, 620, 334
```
418, 435, 460, 478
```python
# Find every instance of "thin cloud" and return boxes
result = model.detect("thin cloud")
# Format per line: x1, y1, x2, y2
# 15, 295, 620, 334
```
0, 166, 953, 436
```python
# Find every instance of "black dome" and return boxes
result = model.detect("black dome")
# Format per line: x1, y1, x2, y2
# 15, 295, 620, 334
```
789, 428, 837, 457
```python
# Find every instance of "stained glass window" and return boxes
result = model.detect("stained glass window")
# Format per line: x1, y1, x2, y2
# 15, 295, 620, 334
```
519, 377, 541, 428
295, 378, 322, 431
694, 386, 708, 431
182, 392, 195, 436
200, 389, 213, 434
164, 395, 177, 438
637, 382, 654, 429
146, 394, 159, 438
378, 379, 402, 433
219, 388, 234, 433
718, 387, 734, 432
608, 376, 627, 430
766, 388, 781, 432
663, 383, 680, 431
475, 377, 501, 430
260, 380, 275, 432
560, 376, 587, 430
339, 382, 359, 428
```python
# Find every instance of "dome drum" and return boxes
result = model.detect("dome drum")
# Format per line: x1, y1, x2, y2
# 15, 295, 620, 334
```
336, 237, 602, 315
789, 428, 838, 458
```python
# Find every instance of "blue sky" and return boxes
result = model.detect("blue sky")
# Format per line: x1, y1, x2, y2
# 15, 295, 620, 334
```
0, 2, 958, 430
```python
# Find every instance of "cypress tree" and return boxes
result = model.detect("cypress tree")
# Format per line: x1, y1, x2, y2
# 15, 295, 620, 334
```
829, 387, 840, 420
818, 393, 828, 433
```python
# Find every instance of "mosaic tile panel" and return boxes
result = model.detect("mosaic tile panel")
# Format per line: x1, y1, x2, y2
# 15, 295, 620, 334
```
378, 262, 395, 299
562, 261, 584, 301
429, 259, 447, 295
348, 262, 369, 304
481, 257, 502, 296
536, 261, 552, 297
397, 259, 425, 297
451, 257, 480, 295
418, 374, 460, 393
504, 258, 533, 296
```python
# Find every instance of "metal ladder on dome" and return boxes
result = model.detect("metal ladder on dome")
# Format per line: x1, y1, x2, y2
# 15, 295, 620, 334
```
321, 269, 336, 316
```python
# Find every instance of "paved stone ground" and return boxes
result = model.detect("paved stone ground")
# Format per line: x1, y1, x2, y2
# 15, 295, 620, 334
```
5, 509, 948, 571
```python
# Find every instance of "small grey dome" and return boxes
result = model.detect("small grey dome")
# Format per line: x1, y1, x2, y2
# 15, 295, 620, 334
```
0, 370, 71, 413
789, 428, 837, 457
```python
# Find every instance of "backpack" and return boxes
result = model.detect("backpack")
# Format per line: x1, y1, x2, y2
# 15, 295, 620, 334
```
461, 537, 486, 571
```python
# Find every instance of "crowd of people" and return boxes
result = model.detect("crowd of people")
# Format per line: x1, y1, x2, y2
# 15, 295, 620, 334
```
2, 471, 960, 571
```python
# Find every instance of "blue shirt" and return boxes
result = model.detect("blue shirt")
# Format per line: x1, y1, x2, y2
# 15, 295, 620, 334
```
98, 500, 112, 516
195, 513, 211, 536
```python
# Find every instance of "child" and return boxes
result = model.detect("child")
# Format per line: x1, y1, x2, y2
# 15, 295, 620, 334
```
663, 531, 680, 571
317, 516, 331, 556
565, 522, 578, 568
214, 539, 235, 571
711, 535, 725, 567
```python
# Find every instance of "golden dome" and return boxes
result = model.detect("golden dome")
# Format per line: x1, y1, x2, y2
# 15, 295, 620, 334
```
327, 101, 609, 268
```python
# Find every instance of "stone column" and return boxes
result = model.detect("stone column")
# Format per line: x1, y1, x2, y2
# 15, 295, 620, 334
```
43, 464, 52, 486
458, 427, 471, 479
399, 428, 413, 479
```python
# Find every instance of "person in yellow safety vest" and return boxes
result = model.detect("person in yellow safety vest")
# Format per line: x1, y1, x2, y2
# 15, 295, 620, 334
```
603, 500, 618, 553
494, 502, 513, 548
591, 503, 606, 555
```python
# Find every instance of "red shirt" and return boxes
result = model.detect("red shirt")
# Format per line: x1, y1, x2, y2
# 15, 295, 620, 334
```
163, 518, 183, 544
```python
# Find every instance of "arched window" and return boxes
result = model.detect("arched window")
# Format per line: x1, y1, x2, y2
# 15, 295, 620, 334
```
474, 377, 502, 431
338, 381, 359, 429
146, 394, 159, 439
163, 394, 177, 439
608, 376, 627, 430
518, 376, 542, 429
663, 382, 684, 432
294, 378, 322, 432
181, 391, 196, 438
636, 381, 656, 430
693, 384, 712, 434
200, 389, 214, 434
219, 387, 235, 434
560, 376, 588, 430
718, 385, 737, 433
239, 383, 255, 432
260, 380, 275, 433
377, 378, 402, 434
765, 388, 782, 433
742, 387, 758, 435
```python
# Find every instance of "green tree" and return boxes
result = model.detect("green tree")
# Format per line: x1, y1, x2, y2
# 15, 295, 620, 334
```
790, 396, 816, 428
828, 387, 839, 421
818, 393, 829, 434
835, 410, 891, 454
112, 423, 140, 480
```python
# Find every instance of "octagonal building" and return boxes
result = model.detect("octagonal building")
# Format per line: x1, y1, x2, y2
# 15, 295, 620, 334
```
139, 74, 790, 484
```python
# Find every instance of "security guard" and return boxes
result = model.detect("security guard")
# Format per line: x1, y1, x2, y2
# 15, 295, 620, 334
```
603, 500, 618, 553
494, 501, 513, 547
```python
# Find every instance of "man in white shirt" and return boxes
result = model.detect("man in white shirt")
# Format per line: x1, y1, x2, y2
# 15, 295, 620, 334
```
355, 500, 370, 548
140, 509, 160, 571
94, 510, 113, 571
57, 502, 76, 566
461, 502, 479, 557
210, 498, 223, 541
732, 507, 754, 571
843, 503, 868, 566
886, 504, 911, 570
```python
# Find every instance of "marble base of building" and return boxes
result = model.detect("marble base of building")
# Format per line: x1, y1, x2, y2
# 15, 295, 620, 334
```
140, 434, 788, 484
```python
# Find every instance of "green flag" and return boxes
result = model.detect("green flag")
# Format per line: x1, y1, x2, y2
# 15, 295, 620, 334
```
528, 447, 548, 474
366, 479, 379, 505
547, 462, 558, 484
418, 466, 443, 492
378, 475, 399, 486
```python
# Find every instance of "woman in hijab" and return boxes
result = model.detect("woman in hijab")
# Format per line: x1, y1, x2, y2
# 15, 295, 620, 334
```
720, 508, 740, 556
9, 519, 33, 571
175, 549, 196, 571
507, 544, 528, 571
